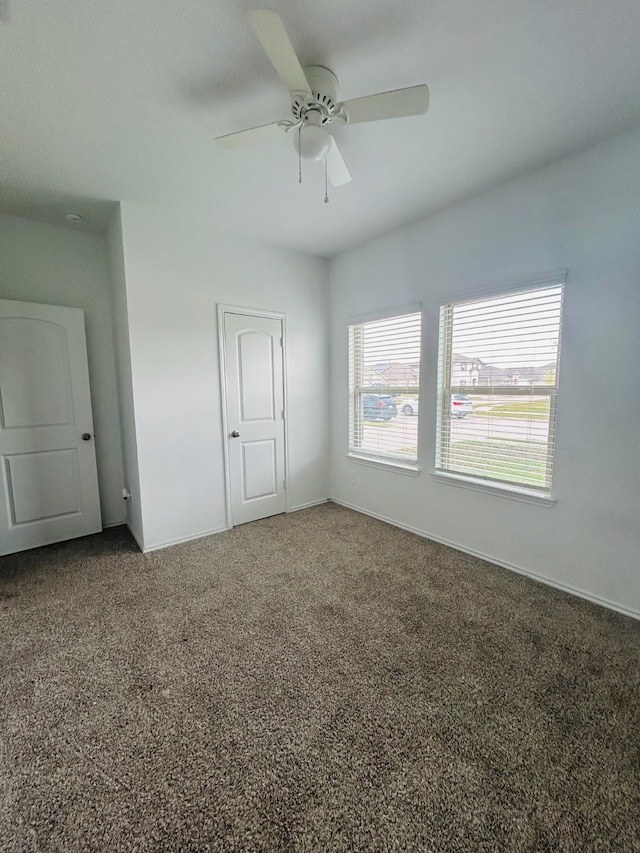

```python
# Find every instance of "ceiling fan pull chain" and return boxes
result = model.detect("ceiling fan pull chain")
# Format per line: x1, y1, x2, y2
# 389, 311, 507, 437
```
298, 125, 302, 184
324, 156, 329, 204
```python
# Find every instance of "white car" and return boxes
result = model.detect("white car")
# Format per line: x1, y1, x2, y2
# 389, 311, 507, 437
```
402, 395, 473, 417
451, 394, 473, 418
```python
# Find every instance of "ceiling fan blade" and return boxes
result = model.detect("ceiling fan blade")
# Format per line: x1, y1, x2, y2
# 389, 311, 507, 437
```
341, 84, 429, 124
249, 10, 311, 95
215, 121, 285, 149
327, 137, 352, 187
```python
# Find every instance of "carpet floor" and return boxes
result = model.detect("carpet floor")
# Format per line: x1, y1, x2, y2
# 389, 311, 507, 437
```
1, 503, 639, 852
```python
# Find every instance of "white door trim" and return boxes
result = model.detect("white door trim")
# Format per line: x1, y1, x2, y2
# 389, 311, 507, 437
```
217, 304, 290, 528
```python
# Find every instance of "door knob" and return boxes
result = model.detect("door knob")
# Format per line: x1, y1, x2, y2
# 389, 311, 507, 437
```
82, 433, 92, 441
231, 430, 240, 438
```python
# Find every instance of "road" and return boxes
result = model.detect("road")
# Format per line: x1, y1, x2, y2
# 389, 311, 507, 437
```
362, 411, 550, 452
449, 413, 550, 442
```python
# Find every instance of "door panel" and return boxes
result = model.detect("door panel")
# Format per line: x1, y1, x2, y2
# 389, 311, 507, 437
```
0, 300, 102, 554
223, 311, 286, 526
0, 318, 74, 428
6, 450, 81, 524
242, 439, 278, 501
238, 332, 275, 421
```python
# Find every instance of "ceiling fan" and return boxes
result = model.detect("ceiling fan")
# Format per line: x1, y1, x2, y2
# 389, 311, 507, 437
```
215, 10, 429, 192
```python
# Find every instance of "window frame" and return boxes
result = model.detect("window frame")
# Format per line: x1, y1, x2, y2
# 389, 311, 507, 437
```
435, 277, 565, 498
348, 306, 422, 471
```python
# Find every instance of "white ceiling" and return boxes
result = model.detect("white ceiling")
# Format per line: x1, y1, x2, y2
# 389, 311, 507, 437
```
1, 0, 639, 256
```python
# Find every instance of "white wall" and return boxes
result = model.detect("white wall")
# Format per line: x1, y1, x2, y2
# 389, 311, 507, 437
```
329, 127, 640, 618
118, 202, 330, 550
106, 208, 144, 543
0, 214, 126, 527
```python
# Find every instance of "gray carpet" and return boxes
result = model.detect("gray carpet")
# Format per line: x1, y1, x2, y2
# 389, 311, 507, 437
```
1, 503, 639, 852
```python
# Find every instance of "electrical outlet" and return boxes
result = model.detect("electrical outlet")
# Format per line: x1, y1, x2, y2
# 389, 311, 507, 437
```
350, 471, 357, 485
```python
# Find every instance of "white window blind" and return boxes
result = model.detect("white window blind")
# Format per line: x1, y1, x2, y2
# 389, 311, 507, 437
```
349, 312, 421, 463
436, 282, 564, 492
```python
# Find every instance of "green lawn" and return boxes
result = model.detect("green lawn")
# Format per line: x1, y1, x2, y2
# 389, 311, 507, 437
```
473, 400, 550, 420
447, 439, 548, 487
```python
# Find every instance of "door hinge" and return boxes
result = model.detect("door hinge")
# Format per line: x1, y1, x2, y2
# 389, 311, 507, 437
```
279, 337, 283, 347
281, 409, 285, 420
283, 480, 287, 490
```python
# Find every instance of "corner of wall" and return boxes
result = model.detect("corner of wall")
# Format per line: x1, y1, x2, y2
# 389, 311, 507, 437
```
105, 205, 145, 546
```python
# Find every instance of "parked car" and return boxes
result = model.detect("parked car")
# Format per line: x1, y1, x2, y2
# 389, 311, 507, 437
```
399, 395, 473, 418
401, 398, 419, 416
363, 394, 397, 421
451, 394, 473, 418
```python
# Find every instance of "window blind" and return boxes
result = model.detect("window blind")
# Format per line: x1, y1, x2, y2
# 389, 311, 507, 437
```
436, 283, 564, 491
349, 312, 421, 463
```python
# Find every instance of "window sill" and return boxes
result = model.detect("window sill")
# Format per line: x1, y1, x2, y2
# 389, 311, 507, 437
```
430, 471, 556, 506
347, 454, 421, 477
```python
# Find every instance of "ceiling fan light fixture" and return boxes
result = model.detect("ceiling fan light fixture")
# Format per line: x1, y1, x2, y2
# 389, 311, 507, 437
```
294, 124, 331, 161
214, 11, 429, 191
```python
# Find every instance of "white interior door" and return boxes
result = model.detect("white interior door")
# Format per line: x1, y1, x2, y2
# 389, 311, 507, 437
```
222, 310, 287, 526
0, 299, 102, 555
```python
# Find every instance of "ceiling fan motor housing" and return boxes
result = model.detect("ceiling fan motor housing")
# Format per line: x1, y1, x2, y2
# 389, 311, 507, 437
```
291, 66, 339, 125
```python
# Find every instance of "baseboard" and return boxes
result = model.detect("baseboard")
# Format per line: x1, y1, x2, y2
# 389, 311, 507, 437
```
141, 526, 229, 554
102, 520, 127, 530
288, 498, 330, 512
330, 499, 640, 622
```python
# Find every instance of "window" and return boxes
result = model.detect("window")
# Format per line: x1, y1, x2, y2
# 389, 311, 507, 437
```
436, 281, 564, 494
349, 311, 422, 465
